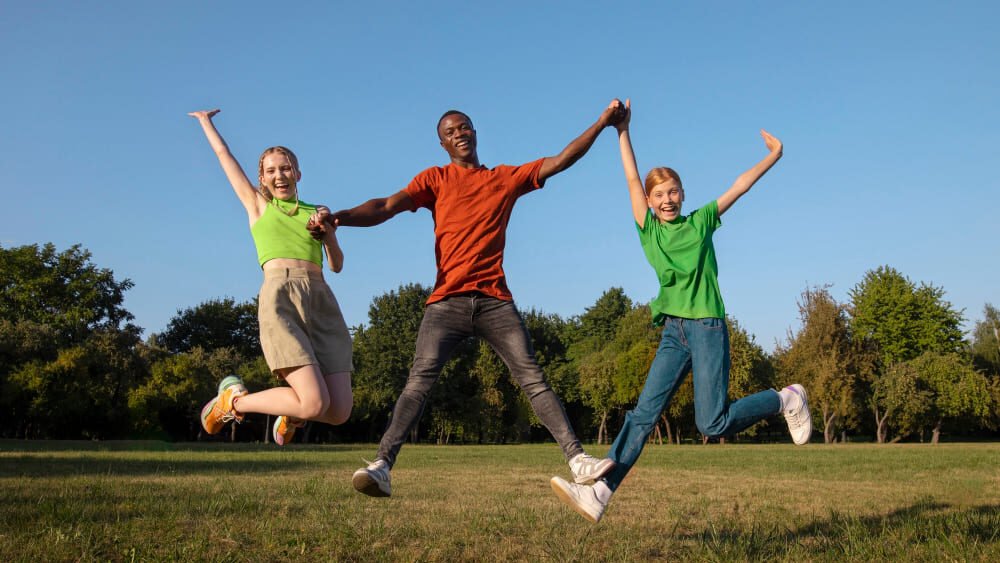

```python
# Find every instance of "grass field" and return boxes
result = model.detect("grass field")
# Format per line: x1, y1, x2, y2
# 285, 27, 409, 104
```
2, 440, 998, 562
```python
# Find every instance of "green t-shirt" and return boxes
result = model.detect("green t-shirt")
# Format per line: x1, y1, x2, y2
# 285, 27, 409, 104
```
637, 200, 725, 324
250, 198, 322, 268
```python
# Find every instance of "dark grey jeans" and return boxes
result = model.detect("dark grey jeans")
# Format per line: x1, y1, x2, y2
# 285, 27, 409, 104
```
375, 293, 584, 467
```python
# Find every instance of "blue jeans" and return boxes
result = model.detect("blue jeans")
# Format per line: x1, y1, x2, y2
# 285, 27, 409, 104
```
603, 316, 780, 491
375, 293, 584, 467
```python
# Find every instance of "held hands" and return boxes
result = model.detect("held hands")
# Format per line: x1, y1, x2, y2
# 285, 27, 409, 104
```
307, 207, 336, 240
761, 130, 783, 156
187, 109, 220, 121
615, 99, 632, 133
600, 99, 627, 129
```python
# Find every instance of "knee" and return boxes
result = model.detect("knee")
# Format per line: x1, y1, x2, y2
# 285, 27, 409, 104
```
301, 395, 329, 420
696, 416, 725, 438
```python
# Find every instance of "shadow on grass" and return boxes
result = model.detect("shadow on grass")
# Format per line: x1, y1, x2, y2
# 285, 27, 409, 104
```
0, 439, 365, 477
683, 498, 1000, 559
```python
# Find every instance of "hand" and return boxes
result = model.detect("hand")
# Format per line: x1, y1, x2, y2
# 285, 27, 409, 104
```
187, 109, 220, 120
761, 130, 782, 155
615, 99, 632, 133
601, 99, 627, 128
307, 213, 336, 239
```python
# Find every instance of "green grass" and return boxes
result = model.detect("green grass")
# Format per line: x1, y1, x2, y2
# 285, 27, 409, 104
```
2, 440, 998, 561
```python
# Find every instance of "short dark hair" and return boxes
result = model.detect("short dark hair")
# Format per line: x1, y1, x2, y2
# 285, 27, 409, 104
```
437, 110, 472, 136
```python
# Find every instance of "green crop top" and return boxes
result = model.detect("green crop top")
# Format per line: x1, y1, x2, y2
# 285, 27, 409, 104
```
250, 198, 323, 268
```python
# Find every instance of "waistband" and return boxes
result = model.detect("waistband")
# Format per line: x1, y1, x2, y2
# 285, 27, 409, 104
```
263, 268, 325, 281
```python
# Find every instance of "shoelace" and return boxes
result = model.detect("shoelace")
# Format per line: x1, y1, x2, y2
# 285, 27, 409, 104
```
360, 457, 386, 475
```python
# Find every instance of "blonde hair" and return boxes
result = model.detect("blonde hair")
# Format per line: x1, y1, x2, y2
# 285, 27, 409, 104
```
644, 167, 682, 195
257, 146, 300, 215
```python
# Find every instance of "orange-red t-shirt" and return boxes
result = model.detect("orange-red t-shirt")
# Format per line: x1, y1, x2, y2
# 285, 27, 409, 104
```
404, 158, 546, 305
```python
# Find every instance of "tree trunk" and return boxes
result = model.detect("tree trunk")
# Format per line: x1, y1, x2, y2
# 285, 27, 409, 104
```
874, 407, 888, 443
931, 419, 942, 444
823, 407, 837, 444
661, 415, 673, 445
652, 423, 662, 445
265, 414, 271, 444
598, 411, 608, 445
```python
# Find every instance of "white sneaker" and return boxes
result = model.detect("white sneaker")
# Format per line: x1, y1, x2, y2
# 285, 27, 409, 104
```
352, 458, 391, 497
550, 476, 606, 523
569, 453, 615, 484
783, 384, 812, 445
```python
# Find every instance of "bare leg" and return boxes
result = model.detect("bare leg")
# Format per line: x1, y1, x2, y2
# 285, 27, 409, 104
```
317, 371, 352, 425
234, 364, 328, 420
232, 365, 351, 425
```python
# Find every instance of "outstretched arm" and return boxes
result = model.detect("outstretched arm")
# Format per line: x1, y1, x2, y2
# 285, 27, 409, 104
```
310, 190, 416, 238
188, 109, 264, 221
538, 99, 626, 182
715, 130, 783, 216
615, 100, 649, 227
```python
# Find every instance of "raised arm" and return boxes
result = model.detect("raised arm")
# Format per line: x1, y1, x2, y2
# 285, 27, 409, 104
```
615, 100, 649, 227
715, 130, 783, 216
537, 99, 626, 182
188, 109, 265, 222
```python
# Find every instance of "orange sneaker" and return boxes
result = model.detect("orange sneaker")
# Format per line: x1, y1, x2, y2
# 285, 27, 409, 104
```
272, 416, 306, 445
200, 376, 248, 434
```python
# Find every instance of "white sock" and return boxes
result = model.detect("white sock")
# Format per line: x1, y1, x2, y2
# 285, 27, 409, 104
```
778, 387, 801, 411
593, 480, 613, 505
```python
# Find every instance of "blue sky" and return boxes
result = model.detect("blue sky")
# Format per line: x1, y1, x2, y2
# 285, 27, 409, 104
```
3, 1, 997, 351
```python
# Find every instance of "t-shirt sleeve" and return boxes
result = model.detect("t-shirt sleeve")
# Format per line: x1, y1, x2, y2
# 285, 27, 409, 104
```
508, 158, 546, 196
693, 200, 722, 233
404, 167, 439, 210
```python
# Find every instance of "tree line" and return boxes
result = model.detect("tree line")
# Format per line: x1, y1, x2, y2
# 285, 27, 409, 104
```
2, 242, 998, 444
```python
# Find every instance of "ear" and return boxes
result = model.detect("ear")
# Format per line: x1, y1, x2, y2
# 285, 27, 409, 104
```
296, 170, 302, 181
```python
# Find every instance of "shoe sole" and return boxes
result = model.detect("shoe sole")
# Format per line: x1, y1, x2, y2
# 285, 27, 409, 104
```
550, 477, 600, 523
200, 399, 224, 434
574, 458, 616, 484
352, 471, 390, 497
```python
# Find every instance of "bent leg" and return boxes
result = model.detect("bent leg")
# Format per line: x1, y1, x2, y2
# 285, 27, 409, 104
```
690, 318, 780, 438
316, 371, 352, 425
234, 364, 330, 420
604, 319, 690, 492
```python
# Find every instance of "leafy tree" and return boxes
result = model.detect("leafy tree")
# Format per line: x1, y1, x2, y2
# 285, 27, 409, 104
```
849, 266, 966, 442
349, 284, 430, 439
570, 289, 635, 443
129, 346, 255, 441
0, 243, 135, 343
10, 326, 144, 439
849, 266, 965, 366
579, 287, 633, 340
776, 286, 861, 443
154, 297, 259, 357
0, 243, 142, 439
970, 303, 1000, 378
910, 351, 992, 442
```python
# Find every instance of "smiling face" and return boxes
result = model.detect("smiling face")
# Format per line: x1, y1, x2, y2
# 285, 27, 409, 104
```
257, 149, 301, 200
647, 178, 684, 223
437, 112, 477, 163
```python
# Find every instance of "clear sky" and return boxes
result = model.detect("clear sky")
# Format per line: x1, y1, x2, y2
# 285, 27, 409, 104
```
3, 1, 997, 351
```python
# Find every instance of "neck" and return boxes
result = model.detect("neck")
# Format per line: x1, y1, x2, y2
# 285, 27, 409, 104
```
450, 153, 480, 169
